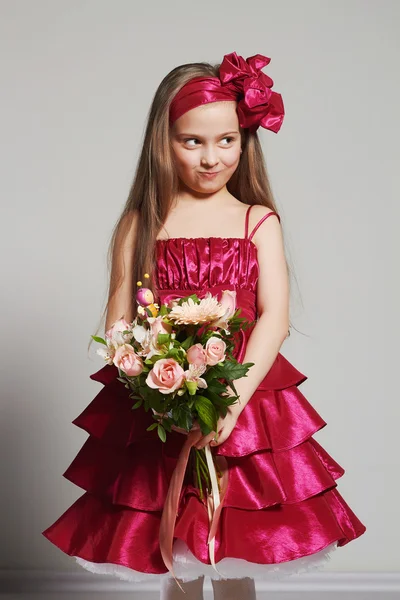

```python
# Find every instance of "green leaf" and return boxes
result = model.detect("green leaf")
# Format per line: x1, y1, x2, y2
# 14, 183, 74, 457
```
146, 422, 159, 431
180, 334, 195, 350
145, 354, 166, 365
194, 395, 218, 431
211, 360, 255, 380
178, 293, 200, 306
202, 388, 227, 407
223, 395, 240, 407
131, 399, 143, 409
199, 422, 214, 436
91, 335, 107, 345
202, 366, 217, 382
162, 419, 172, 432
218, 405, 229, 418
206, 380, 227, 394
157, 424, 167, 442
165, 347, 181, 359
157, 333, 171, 345
175, 404, 193, 431
225, 378, 238, 396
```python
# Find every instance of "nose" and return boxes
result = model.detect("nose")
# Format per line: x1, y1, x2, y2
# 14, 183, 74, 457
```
201, 146, 219, 167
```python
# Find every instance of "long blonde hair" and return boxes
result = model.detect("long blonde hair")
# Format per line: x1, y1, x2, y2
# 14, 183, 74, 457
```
88, 58, 302, 353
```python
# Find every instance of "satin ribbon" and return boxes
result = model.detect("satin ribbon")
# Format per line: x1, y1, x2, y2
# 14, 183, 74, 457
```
205, 445, 229, 573
169, 51, 284, 134
219, 52, 285, 134
159, 430, 229, 591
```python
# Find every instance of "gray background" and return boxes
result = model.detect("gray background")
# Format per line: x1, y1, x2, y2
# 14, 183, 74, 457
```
0, 0, 398, 580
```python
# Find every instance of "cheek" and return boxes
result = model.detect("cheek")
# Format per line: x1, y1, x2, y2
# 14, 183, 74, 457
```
173, 148, 197, 172
222, 147, 241, 168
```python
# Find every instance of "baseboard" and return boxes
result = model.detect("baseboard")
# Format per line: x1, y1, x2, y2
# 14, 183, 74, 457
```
1, 570, 399, 597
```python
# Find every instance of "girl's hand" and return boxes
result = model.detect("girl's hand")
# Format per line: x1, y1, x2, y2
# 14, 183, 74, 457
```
194, 408, 240, 450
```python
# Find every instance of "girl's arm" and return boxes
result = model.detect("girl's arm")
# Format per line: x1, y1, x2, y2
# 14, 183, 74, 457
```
230, 208, 290, 417
105, 210, 138, 333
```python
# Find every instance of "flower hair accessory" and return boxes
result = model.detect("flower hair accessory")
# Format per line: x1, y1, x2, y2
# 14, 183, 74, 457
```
169, 51, 285, 134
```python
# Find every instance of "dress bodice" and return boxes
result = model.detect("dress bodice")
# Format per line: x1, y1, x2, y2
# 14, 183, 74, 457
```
155, 237, 259, 293
153, 206, 281, 362
154, 237, 257, 365
154, 236, 260, 332
157, 235, 260, 315
154, 205, 281, 325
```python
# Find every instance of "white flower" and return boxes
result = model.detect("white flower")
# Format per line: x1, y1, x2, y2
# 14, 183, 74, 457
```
135, 328, 162, 360
96, 346, 114, 365
131, 324, 148, 344
105, 318, 133, 350
168, 292, 227, 325
183, 363, 208, 389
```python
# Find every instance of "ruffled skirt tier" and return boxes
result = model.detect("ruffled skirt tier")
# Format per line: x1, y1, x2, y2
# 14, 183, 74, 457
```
42, 353, 366, 582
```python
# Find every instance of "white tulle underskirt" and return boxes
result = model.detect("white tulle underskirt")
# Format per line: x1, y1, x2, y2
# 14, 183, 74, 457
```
74, 538, 339, 584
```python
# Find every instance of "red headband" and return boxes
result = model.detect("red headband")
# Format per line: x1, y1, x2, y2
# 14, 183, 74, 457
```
169, 51, 285, 134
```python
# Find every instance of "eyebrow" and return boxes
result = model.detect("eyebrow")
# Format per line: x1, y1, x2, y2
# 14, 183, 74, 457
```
176, 130, 239, 138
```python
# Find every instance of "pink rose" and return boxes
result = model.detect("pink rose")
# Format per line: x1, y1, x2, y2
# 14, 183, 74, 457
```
205, 336, 226, 366
146, 358, 184, 394
105, 317, 133, 349
212, 290, 237, 330
186, 343, 207, 366
113, 343, 144, 376
220, 290, 236, 318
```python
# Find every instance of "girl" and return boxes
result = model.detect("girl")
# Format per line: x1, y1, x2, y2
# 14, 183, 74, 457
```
42, 51, 366, 599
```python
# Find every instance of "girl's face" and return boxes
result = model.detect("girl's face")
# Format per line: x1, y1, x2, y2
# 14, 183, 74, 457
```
170, 101, 242, 195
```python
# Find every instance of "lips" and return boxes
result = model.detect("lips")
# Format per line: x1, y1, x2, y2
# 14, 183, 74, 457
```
199, 171, 220, 177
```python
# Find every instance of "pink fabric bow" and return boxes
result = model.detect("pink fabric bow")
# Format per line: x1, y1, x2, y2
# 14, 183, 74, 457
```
169, 51, 284, 134
219, 52, 285, 133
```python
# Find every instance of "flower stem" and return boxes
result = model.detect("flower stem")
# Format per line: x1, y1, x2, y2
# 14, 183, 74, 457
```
198, 457, 211, 487
194, 450, 204, 500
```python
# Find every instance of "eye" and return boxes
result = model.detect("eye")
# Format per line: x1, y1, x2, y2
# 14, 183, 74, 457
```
221, 136, 235, 145
183, 138, 200, 147
183, 136, 236, 147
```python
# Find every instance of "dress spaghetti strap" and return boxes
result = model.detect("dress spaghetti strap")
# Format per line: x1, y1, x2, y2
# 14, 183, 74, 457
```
244, 204, 281, 241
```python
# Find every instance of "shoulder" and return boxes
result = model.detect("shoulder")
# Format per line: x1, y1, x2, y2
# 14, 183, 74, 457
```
248, 204, 281, 239
249, 204, 281, 220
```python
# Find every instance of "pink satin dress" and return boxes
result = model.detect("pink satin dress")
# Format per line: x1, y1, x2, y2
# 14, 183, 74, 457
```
42, 204, 366, 583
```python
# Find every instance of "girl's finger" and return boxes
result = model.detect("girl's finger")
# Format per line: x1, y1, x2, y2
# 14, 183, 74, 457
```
195, 430, 218, 450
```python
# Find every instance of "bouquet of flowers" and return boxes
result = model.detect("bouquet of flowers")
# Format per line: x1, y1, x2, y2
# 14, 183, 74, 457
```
92, 278, 255, 500
92, 277, 256, 580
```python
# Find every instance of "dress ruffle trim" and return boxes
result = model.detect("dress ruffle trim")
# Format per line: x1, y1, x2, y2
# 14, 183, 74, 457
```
74, 539, 339, 584
62, 434, 344, 511
73, 356, 315, 455
64, 354, 338, 513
